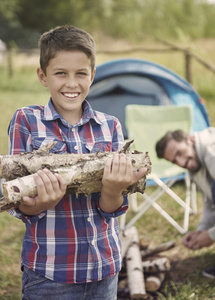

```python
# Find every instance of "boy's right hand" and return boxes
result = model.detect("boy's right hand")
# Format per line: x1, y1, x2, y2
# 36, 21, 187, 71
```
18, 168, 67, 216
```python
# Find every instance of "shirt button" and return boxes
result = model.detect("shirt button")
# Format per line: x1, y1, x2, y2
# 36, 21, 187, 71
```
91, 240, 95, 246
87, 217, 91, 222
71, 127, 76, 132
74, 145, 78, 150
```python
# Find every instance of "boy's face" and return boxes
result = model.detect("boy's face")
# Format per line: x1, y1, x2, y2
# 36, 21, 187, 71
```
37, 50, 95, 125
163, 137, 200, 172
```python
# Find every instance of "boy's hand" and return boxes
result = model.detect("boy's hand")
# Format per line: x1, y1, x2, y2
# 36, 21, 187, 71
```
100, 153, 147, 213
19, 168, 67, 215
102, 153, 146, 194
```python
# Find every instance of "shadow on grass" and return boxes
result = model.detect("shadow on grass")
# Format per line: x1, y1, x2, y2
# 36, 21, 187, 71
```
160, 252, 215, 299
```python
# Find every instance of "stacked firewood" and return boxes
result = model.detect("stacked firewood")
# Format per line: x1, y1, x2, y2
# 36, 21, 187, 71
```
118, 226, 175, 300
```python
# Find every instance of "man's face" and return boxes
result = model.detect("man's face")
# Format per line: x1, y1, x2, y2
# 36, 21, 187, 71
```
163, 137, 201, 172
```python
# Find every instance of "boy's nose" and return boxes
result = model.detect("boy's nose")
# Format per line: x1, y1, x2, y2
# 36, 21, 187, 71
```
65, 75, 78, 88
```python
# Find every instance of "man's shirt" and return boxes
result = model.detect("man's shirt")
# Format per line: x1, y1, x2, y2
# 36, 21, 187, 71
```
8, 99, 128, 283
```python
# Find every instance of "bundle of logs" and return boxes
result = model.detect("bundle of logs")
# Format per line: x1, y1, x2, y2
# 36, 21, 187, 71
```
118, 226, 175, 300
0, 140, 151, 212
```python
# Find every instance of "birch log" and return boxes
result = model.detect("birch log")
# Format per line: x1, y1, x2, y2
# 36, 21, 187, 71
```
126, 226, 147, 299
119, 230, 134, 260
0, 141, 151, 212
145, 273, 166, 292
142, 257, 171, 273
141, 240, 175, 258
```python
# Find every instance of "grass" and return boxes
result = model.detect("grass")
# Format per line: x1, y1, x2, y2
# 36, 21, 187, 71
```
0, 38, 215, 299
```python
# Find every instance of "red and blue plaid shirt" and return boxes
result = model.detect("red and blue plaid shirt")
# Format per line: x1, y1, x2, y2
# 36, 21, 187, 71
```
8, 99, 128, 283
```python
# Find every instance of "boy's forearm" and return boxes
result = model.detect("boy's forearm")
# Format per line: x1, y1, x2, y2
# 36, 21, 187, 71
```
99, 186, 124, 213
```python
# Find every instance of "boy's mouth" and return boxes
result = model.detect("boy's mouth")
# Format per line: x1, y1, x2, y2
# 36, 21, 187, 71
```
63, 92, 79, 99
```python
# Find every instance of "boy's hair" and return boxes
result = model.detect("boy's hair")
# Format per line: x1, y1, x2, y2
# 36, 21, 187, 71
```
156, 130, 188, 158
39, 25, 96, 74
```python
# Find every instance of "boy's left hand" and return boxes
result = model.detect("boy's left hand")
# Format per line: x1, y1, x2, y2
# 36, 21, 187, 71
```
102, 153, 146, 195
99, 153, 147, 213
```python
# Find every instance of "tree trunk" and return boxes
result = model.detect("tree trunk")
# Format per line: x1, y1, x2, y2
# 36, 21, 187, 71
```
0, 141, 151, 212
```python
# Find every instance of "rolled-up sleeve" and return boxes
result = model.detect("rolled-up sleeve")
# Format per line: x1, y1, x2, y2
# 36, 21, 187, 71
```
97, 195, 128, 220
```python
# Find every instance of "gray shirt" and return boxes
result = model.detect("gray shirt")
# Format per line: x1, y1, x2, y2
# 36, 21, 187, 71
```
190, 127, 215, 240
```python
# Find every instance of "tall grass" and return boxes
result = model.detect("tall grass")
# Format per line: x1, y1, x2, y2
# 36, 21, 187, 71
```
0, 39, 215, 299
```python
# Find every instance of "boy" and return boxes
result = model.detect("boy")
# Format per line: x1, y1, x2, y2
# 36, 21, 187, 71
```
8, 25, 146, 299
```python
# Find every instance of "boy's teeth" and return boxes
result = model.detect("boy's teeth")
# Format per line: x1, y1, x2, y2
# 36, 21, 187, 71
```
64, 93, 78, 98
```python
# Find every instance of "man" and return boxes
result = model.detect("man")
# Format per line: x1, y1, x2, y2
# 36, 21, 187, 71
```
156, 127, 215, 279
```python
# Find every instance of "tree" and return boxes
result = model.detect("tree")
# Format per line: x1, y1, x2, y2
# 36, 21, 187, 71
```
0, 0, 40, 48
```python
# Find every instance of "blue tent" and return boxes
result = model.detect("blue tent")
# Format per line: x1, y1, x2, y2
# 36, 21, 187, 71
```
87, 58, 210, 139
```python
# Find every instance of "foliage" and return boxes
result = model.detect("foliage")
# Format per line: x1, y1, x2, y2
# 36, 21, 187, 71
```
1, 0, 215, 48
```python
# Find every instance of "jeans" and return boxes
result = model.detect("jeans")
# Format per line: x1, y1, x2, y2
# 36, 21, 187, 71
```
22, 266, 118, 300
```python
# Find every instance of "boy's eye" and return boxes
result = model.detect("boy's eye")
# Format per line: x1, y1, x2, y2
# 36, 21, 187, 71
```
55, 72, 66, 75
77, 72, 87, 76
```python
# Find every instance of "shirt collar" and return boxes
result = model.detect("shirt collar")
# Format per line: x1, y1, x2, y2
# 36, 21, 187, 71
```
43, 98, 103, 127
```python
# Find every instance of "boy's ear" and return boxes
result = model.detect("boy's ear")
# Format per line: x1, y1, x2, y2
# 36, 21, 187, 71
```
90, 68, 96, 85
37, 67, 48, 87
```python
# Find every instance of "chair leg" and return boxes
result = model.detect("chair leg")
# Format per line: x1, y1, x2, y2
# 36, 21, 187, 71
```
125, 192, 188, 234
191, 182, 197, 214
129, 193, 139, 212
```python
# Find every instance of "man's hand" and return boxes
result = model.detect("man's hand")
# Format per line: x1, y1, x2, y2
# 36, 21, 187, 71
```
19, 168, 67, 215
182, 230, 214, 250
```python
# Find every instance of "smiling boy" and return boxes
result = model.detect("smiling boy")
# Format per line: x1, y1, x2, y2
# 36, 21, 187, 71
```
8, 25, 146, 299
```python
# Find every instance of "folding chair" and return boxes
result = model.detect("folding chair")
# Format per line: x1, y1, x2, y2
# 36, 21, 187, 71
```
120, 105, 197, 234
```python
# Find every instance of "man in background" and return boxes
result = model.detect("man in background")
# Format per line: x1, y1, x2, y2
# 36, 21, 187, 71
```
156, 127, 215, 279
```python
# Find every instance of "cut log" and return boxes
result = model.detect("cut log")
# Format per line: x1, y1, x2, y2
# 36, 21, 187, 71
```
145, 273, 166, 292
119, 230, 135, 260
142, 257, 171, 273
0, 141, 151, 212
141, 240, 175, 258
126, 226, 147, 299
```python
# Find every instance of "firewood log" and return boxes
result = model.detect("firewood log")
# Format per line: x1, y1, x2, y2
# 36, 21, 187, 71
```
142, 257, 171, 273
126, 226, 147, 299
145, 272, 166, 292
0, 141, 151, 212
141, 240, 175, 258
119, 229, 135, 260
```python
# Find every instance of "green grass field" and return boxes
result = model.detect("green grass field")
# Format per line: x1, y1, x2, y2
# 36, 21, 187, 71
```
0, 38, 215, 299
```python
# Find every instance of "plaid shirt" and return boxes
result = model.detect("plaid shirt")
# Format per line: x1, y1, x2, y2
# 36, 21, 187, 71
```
8, 99, 128, 283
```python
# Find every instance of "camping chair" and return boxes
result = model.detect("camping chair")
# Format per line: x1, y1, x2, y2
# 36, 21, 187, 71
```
120, 105, 197, 234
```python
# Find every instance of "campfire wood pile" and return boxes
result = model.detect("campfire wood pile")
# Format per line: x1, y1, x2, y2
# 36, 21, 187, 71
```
118, 226, 175, 299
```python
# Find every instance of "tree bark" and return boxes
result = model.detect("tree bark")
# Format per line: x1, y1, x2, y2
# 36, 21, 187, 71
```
141, 240, 175, 258
0, 141, 151, 212
126, 226, 147, 299
119, 229, 135, 260
142, 257, 171, 273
